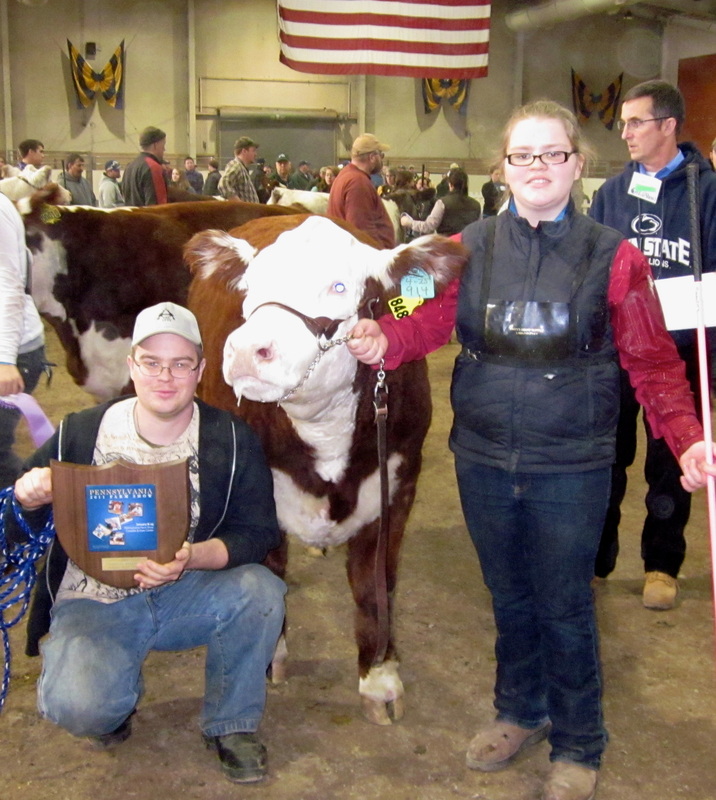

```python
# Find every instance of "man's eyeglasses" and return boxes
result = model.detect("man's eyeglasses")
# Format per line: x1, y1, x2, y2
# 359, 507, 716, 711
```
505, 151, 577, 167
132, 359, 200, 379
616, 116, 670, 131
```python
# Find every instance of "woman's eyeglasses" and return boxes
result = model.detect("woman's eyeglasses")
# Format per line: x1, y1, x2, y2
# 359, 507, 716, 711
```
505, 151, 577, 167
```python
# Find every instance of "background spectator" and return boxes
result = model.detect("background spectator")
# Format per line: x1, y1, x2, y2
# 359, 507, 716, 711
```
203, 158, 222, 196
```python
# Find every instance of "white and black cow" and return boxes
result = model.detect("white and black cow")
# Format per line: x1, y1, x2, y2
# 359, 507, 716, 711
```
184, 214, 466, 725
21, 190, 300, 399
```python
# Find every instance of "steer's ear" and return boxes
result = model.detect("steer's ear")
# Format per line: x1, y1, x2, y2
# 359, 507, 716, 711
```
385, 234, 469, 294
184, 229, 257, 283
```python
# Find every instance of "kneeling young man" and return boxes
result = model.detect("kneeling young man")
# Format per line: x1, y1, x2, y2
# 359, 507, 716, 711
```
6, 302, 285, 784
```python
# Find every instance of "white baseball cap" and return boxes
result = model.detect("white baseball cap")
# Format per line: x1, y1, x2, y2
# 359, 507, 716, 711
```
132, 302, 203, 347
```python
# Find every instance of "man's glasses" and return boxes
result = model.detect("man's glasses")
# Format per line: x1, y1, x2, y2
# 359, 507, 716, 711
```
132, 359, 200, 379
505, 151, 577, 167
616, 116, 670, 131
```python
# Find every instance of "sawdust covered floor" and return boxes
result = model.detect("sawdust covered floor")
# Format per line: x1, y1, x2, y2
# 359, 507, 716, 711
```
3, 324, 716, 800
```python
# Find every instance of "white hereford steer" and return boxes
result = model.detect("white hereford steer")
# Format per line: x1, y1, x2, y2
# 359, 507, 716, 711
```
184, 214, 466, 724
0, 165, 71, 204
266, 185, 403, 243
20, 190, 299, 399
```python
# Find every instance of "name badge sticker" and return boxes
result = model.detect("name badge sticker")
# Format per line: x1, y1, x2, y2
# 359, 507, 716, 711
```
627, 172, 662, 204
400, 268, 435, 299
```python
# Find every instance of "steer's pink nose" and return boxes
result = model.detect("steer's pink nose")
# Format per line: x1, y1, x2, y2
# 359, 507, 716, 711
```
225, 336, 277, 380
255, 344, 273, 361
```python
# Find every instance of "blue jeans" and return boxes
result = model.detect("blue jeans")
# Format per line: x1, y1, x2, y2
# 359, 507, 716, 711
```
37, 564, 286, 738
455, 458, 610, 770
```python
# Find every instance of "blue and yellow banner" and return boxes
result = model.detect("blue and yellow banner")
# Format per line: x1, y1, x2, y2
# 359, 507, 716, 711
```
68, 39, 124, 109
422, 78, 470, 115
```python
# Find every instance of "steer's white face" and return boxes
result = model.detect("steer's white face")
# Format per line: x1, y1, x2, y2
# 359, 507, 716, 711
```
222, 218, 393, 410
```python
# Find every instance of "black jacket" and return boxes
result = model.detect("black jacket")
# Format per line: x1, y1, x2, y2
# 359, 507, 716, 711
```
439, 192, 482, 236
5, 397, 281, 655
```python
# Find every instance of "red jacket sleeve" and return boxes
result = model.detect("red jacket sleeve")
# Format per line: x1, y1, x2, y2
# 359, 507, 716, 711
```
376, 278, 459, 370
609, 239, 703, 458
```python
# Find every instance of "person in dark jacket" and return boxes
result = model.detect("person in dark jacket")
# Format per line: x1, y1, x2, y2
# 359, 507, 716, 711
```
57, 152, 97, 206
399, 168, 481, 237
287, 159, 315, 190
5, 302, 285, 785
348, 101, 716, 800
589, 80, 716, 609
121, 126, 169, 206
203, 158, 222, 196
481, 166, 507, 216
183, 156, 204, 193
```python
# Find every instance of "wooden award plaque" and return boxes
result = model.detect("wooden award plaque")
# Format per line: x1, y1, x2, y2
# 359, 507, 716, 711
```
50, 458, 189, 589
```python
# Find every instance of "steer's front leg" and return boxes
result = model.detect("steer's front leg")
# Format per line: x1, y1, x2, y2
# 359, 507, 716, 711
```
346, 518, 405, 725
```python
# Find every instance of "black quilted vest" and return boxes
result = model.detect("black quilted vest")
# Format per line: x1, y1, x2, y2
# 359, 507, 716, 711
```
450, 205, 624, 472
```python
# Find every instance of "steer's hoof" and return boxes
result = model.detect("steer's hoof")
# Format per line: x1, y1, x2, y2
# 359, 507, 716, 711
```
361, 695, 405, 726
269, 636, 288, 684
269, 660, 287, 684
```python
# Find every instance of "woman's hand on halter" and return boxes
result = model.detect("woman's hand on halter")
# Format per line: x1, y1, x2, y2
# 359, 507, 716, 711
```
347, 319, 389, 365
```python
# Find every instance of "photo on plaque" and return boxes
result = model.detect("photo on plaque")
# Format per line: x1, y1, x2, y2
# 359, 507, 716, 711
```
87, 484, 158, 552
51, 458, 189, 589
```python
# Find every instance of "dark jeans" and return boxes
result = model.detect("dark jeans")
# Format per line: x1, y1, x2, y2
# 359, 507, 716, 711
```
456, 457, 610, 770
595, 361, 696, 579
0, 345, 46, 488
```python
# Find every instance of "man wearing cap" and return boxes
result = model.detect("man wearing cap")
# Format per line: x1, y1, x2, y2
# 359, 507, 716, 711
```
219, 137, 260, 203
269, 154, 292, 189
6, 301, 285, 784
326, 133, 395, 248
98, 160, 125, 208
288, 159, 314, 191
121, 126, 169, 206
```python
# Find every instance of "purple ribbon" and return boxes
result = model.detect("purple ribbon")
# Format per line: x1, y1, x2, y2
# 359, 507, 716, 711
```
0, 393, 55, 446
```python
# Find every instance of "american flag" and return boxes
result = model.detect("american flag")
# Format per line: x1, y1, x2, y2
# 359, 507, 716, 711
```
277, 0, 491, 79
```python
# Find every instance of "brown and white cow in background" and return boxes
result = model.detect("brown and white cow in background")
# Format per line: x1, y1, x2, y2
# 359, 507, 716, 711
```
184, 215, 466, 725
21, 190, 299, 399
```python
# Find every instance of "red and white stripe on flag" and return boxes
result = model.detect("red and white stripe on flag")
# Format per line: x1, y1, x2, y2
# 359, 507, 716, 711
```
277, 0, 491, 79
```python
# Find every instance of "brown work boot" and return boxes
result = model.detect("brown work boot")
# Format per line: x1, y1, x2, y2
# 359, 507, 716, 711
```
643, 571, 678, 610
542, 762, 598, 800
466, 719, 550, 772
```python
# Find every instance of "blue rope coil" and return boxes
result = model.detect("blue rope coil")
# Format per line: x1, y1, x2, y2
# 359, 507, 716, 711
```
0, 485, 55, 712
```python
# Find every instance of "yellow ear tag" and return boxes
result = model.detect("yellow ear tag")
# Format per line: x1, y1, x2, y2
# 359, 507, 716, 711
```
40, 204, 62, 224
388, 295, 424, 319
